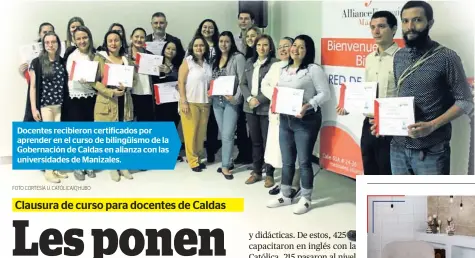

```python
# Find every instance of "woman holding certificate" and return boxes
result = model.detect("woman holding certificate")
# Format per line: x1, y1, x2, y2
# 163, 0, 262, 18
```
93, 30, 134, 182
193, 19, 221, 163
178, 35, 212, 172
240, 34, 277, 187
211, 31, 246, 180
29, 32, 70, 183
65, 26, 98, 181
261, 37, 301, 197
266, 35, 331, 215
129, 27, 156, 122
155, 40, 186, 162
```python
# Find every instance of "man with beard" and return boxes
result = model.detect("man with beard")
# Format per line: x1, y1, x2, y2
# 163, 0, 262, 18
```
372, 1, 473, 175
337, 11, 399, 175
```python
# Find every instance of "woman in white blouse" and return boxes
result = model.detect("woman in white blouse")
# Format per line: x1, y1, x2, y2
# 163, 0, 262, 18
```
193, 19, 221, 163
65, 26, 97, 181
266, 35, 331, 215
261, 36, 301, 197
178, 35, 213, 172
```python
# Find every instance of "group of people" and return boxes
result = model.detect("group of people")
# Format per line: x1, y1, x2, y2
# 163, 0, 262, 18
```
19, 0, 474, 215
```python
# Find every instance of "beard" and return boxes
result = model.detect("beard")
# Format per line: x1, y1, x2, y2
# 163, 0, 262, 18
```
403, 26, 430, 49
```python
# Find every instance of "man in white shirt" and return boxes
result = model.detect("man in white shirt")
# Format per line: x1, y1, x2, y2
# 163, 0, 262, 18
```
234, 10, 254, 53
336, 10, 400, 175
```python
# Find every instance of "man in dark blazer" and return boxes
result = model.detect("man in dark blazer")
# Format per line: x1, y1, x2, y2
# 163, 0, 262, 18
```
146, 12, 183, 54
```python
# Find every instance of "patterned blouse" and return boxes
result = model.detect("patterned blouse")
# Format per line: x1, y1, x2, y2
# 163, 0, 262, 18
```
40, 61, 65, 107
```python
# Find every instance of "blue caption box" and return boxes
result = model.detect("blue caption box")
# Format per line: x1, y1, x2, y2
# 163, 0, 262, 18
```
12, 122, 181, 170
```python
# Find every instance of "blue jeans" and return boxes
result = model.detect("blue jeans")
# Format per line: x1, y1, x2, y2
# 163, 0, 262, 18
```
279, 109, 321, 200
213, 99, 239, 168
390, 141, 451, 175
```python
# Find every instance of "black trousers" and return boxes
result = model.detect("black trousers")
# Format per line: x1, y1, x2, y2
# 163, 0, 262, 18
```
235, 106, 252, 159
361, 117, 392, 175
155, 102, 180, 127
68, 96, 96, 122
206, 107, 221, 157
246, 113, 269, 172
132, 94, 155, 121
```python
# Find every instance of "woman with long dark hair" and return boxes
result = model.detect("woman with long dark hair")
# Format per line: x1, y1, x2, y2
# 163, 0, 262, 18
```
65, 26, 97, 181
193, 19, 221, 163
93, 30, 135, 182
211, 31, 246, 180
29, 31, 69, 183
154, 40, 186, 161
267, 35, 331, 214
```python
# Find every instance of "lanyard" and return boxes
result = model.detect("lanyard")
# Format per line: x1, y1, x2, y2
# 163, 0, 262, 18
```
397, 45, 444, 95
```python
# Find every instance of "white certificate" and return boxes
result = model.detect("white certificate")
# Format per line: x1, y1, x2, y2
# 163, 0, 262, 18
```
270, 87, 304, 116
338, 82, 377, 115
145, 41, 166, 55
102, 64, 134, 87
70, 60, 99, 82
136, 52, 163, 76
375, 97, 415, 136
209, 76, 235, 96
154, 81, 179, 104
19, 42, 42, 64
20, 41, 67, 64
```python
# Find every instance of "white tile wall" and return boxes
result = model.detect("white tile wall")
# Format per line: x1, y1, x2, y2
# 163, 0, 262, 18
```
368, 196, 428, 258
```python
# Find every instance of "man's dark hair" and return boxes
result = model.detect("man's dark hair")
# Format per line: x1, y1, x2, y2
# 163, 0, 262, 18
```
151, 12, 166, 20
401, 1, 433, 21
238, 10, 254, 20
371, 11, 398, 29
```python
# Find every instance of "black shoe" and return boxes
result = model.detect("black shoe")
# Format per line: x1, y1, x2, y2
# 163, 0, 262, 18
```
347, 230, 356, 242
177, 156, 183, 162
269, 185, 280, 195
217, 165, 235, 173
192, 167, 202, 172
199, 163, 207, 169
221, 172, 234, 180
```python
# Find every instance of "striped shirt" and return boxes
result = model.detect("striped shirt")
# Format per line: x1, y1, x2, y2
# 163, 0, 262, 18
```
392, 40, 474, 149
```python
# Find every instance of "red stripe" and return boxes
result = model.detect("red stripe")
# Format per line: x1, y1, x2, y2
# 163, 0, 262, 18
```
24, 70, 30, 85
374, 100, 380, 135
135, 53, 141, 65
338, 83, 346, 109
69, 61, 76, 82
102, 64, 110, 85
154, 84, 161, 105
271, 87, 278, 113
208, 80, 214, 96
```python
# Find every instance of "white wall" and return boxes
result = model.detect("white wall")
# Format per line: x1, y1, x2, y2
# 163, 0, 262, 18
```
367, 196, 428, 258
0, 0, 239, 156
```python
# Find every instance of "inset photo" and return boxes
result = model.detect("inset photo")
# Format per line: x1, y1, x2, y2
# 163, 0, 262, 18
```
367, 195, 475, 258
